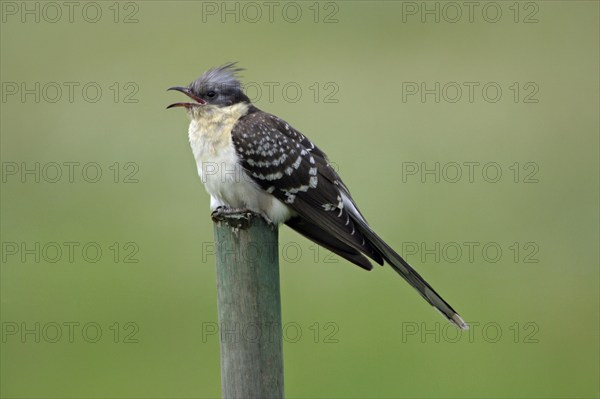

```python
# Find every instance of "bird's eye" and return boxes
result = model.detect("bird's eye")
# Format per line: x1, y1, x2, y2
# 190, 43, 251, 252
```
207, 91, 216, 98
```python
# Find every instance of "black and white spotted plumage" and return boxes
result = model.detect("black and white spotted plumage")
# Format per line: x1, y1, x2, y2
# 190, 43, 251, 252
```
231, 109, 382, 269
168, 63, 468, 330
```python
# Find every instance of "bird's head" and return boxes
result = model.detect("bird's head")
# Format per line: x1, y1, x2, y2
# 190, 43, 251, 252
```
167, 62, 250, 116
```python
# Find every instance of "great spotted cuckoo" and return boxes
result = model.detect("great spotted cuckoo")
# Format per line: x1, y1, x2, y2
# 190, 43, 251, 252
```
167, 63, 468, 329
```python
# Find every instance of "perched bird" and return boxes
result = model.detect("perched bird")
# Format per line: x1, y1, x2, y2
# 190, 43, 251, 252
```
168, 63, 468, 329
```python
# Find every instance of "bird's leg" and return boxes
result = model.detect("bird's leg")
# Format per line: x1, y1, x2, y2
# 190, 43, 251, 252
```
211, 206, 252, 219
210, 206, 276, 229
211, 206, 254, 225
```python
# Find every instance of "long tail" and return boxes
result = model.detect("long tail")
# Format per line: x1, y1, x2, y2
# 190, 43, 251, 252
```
359, 226, 469, 330
284, 204, 468, 329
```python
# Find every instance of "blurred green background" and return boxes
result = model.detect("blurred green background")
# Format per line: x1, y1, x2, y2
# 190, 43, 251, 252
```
1, 1, 598, 398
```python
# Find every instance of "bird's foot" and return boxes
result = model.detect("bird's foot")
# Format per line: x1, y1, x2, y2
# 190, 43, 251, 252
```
211, 207, 276, 230
210, 206, 253, 228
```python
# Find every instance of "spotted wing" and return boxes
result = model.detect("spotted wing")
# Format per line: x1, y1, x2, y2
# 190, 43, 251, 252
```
231, 107, 383, 268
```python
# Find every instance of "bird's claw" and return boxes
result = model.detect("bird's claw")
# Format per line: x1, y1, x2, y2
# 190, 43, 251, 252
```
211, 207, 276, 229
211, 206, 254, 227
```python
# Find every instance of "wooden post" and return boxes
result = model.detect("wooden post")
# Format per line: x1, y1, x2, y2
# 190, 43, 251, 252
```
213, 211, 284, 399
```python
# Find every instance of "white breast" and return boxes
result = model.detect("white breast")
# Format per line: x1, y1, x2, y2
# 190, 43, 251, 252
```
187, 104, 293, 224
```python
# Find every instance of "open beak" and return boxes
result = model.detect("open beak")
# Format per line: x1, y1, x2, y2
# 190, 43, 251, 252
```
166, 86, 207, 109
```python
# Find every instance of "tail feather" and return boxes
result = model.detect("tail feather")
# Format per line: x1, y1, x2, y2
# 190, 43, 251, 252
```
359, 226, 469, 330
285, 217, 375, 271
